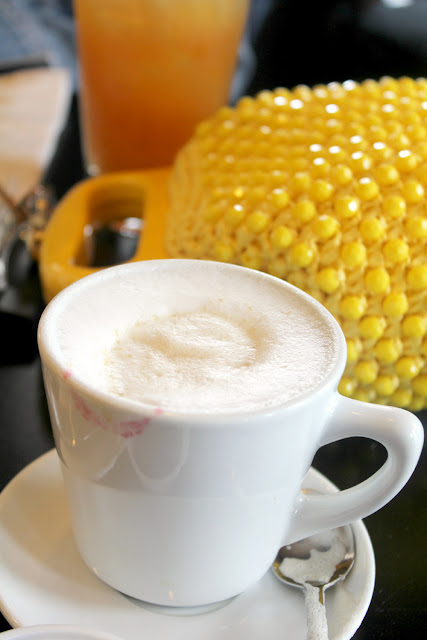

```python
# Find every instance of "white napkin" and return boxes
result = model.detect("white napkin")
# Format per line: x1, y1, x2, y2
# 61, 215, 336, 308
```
0, 67, 72, 203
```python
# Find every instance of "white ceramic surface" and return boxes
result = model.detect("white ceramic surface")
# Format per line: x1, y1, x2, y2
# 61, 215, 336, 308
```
36, 260, 422, 606
0, 625, 124, 640
0, 450, 375, 640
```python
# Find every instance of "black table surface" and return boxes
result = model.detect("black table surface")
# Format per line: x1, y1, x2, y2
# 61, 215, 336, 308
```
1, 99, 426, 639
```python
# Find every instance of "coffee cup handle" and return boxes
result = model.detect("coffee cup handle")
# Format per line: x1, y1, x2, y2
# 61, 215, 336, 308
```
287, 394, 424, 544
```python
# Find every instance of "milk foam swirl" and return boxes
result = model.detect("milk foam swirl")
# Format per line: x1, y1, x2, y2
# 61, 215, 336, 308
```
103, 297, 337, 414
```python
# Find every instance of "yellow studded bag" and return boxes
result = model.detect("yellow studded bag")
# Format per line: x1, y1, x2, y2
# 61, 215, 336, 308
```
165, 78, 427, 410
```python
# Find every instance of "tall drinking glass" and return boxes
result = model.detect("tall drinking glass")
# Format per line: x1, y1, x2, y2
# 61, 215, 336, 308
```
73, 0, 249, 175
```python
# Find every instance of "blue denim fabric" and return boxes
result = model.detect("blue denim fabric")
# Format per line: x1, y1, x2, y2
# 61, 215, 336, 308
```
0, 0, 77, 85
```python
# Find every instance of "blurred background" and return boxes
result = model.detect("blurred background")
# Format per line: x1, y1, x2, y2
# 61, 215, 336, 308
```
3, 0, 427, 189
3, 1, 427, 95
3, 0, 427, 191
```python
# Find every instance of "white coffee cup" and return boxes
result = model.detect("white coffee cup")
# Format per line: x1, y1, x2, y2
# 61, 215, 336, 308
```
37, 259, 423, 607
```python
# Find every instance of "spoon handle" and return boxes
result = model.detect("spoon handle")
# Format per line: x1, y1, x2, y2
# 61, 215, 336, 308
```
304, 585, 329, 640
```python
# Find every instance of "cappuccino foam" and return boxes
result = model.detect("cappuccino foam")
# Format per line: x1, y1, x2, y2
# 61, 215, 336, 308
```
100, 270, 339, 414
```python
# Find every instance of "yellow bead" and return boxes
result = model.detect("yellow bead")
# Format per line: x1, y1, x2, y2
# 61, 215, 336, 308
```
413, 375, 427, 396
237, 102, 257, 121
311, 157, 331, 177
246, 186, 267, 204
267, 257, 288, 279
292, 85, 312, 101
369, 125, 388, 142
410, 396, 425, 411
383, 238, 409, 263
255, 106, 273, 124
331, 164, 353, 185
334, 195, 360, 218
217, 119, 235, 137
308, 143, 324, 158
339, 295, 367, 319
380, 76, 399, 91
257, 90, 275, 107
270, 225, 294, 249
195, 120, 212, 137
310, 180, 334, 202
382, 195, 406, 219
359, 218, 385, 242
204, 204, 224, 223
354, 177, 379, 201
348, 134, 367, 150
406, 216, 427, 239
213, 242, 234, 262
382, 292, 409, 317
391, 388, 412, 407
389, 132, 411, 150
371, 141, 392, 161
338, 377, 357, 397
327, 145, 347, 164
291, 172, 311, 194
224, 205, 245, 227
364, 267, 390, 294
415, 163, 427, 184
374, 375, 399, 396
293, 200, 317, 222
359, 315, 386, 340
232, 186, 246, 200
415, 141, 427, 160
312, 215, 340, 240
346, 338, 362, 363
395, 356, 423, 379
290, 243, 315, 267
354, 360, 379, 384
395, 149, 418, 172
407, 264, 427, 289
421, 338, 427, 358
402, 314, 426, 338
374, 164, 400, 186
399, 76, 417, 94
402, 180, 424, 203
271, 189, 290, 209
325, 118, 343, 134
374, 338, 402, 363
270, 167, 289, 184
215, 106, 234, 122
350, 151, 372, 172
241, 251, 262, 271
341, 242, 367, 267
316, 267, 342, 293
247, 211, 269, 233
353, 388, 376, 403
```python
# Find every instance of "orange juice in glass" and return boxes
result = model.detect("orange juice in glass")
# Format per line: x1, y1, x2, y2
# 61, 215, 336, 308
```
73, 0, 249, 174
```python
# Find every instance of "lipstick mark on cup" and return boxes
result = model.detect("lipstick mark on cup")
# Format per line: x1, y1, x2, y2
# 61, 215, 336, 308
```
72, 391, 104, 427
71, 391, 152, 438
119, 417, 151, 438
63, 369, 72, 379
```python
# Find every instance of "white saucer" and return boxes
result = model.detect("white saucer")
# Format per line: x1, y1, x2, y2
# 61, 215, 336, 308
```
0, 625, 124, 640
0, 450, 375, 640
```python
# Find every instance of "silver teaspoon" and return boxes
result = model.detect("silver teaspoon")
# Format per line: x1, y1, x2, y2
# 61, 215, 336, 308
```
272, 524, 355, 640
